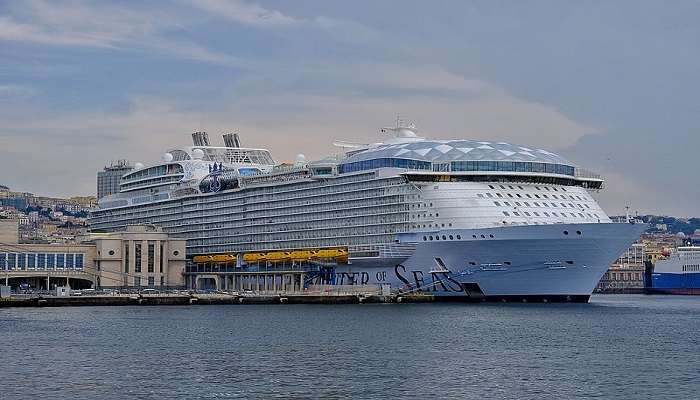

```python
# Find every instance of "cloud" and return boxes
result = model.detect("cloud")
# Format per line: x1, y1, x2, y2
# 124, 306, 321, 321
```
185, 0, 382, 44
0, 1, 245, 66
0, 84, 36, 99
185, 0, 297, 27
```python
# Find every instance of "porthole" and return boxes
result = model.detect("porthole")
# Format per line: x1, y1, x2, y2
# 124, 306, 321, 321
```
504, 261, 511, 265
429, 236, 434, 241
576, 230, 582, 235
566, 261, 574, 265
423, 236, 427, 241
173, 250, 180, 256
469, 261, 476, 266
108, 250, 115, 256
563, 231, 569, 235
480, 234, 485, 238
489, 234, 494, 238
472, 235, 477, 239
449, 235, 454, 240
456, 235, 461, 239
442, 235, 447, 240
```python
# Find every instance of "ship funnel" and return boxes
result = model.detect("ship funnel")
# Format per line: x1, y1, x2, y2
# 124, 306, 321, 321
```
223, 133, 241, 148
192, 131, 210, 147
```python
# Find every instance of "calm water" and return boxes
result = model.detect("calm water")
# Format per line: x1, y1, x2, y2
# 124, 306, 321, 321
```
1, 295, 699, 399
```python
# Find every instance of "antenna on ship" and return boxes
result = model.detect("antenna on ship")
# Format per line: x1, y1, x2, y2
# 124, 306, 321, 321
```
380, 116, 419, 139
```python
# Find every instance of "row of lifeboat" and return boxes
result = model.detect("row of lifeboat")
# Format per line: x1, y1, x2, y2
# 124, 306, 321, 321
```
243, 248, 349, 264
191, 248, 349, 265
192, 254, 237, 264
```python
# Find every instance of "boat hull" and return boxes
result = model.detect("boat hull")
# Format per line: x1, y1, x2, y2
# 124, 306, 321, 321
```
333, 223, 647, 301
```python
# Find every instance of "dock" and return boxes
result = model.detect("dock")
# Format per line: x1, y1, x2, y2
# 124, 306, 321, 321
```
0, 292, 437, 307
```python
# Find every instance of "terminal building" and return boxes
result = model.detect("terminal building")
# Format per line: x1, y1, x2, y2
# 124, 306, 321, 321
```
0, 220, 185, 291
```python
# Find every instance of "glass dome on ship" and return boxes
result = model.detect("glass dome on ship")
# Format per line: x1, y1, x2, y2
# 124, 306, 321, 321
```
89, 124, 645, 302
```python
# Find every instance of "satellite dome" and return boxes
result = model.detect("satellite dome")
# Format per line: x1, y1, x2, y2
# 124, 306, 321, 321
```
134, 162, 144, 170
192, 148, 205, 160
162, 152, 173, 162
294, 154, 307, 167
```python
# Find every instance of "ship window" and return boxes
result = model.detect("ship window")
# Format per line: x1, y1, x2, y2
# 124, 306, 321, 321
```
507, 193, 514, 198
429, 236, 434, 240
423, 236, 427, 241
496, 193, 503, 198
480, 235, 485, 238
534, 194, 540, 199
576, 230, 582, 235
526, 194, 532, 198
524, 212, 531, 216
442, 235, 447, 240
486, 193, 493, 198
563, 231, 569, 235
513, 212, 520, 216
489, 234, 494, 238
456, 235, 461, 239
544, 187, 550, 191
494, 201, 501, 206
488, 185, 495, 189
524, 202, 530, 206
516, 194, 522, 198
477, 194, 484, 198
449, 235, 454, 240
543, 194, 549, 199
504, 202, 511, 206
503, 211, 510, 216
515, 202, 522, 206
535, 186, 541, 190
472, 235, 477, 238
533, 212, 540, 216
543, 212, 550, 217
518, 186, 524, 190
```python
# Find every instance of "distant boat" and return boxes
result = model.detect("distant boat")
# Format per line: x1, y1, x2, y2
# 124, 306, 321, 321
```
646, 245, 700, 295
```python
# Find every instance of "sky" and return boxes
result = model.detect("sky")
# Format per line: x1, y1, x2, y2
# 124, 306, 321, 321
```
0, 0, 698, 216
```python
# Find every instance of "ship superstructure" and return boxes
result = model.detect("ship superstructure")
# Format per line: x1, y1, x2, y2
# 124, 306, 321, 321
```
89, 126, 646, 301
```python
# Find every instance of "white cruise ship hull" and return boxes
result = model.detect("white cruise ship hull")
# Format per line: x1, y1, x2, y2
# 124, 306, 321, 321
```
334, 223, 647, 302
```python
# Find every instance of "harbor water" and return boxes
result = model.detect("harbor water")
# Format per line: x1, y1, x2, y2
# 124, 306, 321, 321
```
2, 295, 699, 399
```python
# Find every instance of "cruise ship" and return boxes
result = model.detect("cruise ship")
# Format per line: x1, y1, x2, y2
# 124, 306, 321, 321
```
89, 125, 647, 302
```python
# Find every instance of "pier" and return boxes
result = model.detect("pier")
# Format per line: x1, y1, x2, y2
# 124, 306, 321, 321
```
0, 288, 436, 308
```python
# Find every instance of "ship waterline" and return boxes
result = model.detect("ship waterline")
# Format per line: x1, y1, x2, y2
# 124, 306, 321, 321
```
89, 127, 645, 300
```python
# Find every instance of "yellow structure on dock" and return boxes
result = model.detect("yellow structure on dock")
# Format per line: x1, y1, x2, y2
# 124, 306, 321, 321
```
242, 248, 348, 264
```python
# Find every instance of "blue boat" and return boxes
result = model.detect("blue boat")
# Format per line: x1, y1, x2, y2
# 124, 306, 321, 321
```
648, 244, 700, 295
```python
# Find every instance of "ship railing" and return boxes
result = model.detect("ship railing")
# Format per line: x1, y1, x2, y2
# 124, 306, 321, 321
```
574, 168, 603, 180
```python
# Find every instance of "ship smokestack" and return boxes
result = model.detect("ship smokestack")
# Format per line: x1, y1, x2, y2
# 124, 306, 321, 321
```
192, 131, 210, 147
223, 133, 241, 148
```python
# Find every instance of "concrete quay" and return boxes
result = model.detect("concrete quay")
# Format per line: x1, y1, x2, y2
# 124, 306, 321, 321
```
0, 292, 438, 308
